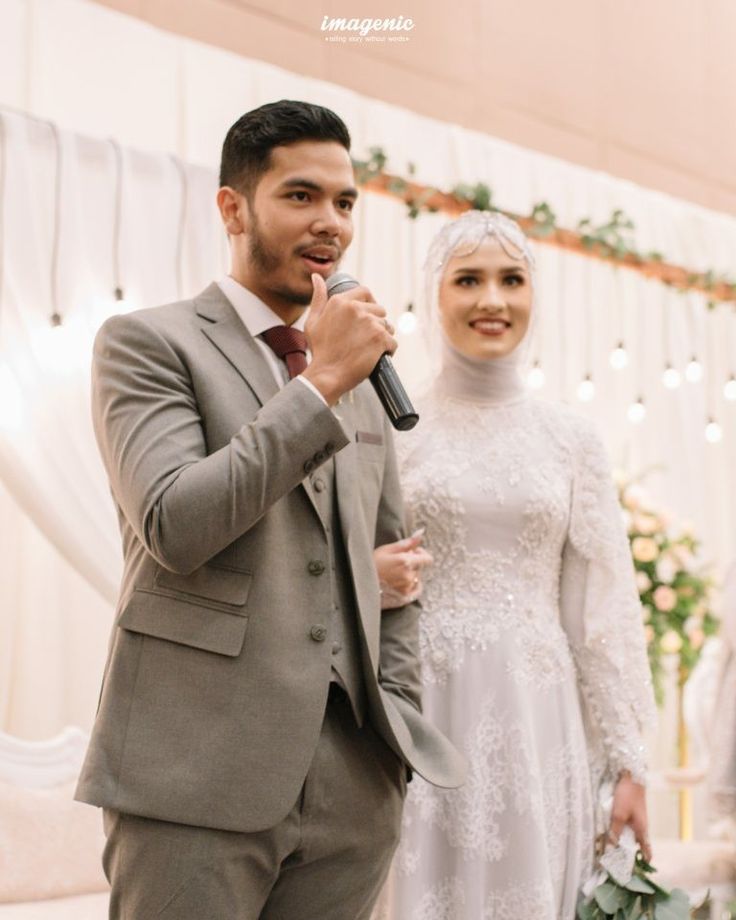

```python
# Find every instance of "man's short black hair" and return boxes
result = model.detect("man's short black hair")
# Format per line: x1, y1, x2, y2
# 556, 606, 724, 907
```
219, 100, 352, 195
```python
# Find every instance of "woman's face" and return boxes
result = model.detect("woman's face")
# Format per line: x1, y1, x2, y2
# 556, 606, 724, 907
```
438, 235, 533, 360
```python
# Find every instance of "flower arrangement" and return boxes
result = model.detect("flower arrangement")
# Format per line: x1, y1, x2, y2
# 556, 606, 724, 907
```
620, 481, 718, 705
579, 847, 693, 919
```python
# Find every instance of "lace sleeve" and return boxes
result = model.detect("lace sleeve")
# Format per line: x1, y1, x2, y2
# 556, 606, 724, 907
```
558, 416, 656, 786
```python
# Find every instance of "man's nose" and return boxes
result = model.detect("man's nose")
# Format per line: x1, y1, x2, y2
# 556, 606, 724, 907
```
310, 204, 342, 236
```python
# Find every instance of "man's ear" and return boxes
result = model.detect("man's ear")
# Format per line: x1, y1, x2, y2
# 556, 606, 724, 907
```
216, 186, 247, 236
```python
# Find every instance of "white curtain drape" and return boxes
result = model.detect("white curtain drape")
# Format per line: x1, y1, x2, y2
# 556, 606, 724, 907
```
0, 0, 735, 744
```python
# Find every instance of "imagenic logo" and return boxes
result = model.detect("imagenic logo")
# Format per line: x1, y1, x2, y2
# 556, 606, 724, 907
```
320, 15, 415, 43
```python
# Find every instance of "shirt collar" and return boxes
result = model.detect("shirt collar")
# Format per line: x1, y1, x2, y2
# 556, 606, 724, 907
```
218, 276, 308, 336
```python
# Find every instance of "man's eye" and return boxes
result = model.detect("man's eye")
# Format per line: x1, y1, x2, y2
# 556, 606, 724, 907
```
289, 191, 310, 202
337, 199, 354, 211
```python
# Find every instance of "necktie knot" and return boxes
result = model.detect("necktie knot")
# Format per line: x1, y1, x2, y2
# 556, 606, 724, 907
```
261, 325, 308, 379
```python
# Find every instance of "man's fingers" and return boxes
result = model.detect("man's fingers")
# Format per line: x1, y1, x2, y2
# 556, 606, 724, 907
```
309, 273, 328, 318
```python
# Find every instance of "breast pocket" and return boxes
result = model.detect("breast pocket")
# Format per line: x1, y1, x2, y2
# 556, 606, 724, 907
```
118, 564, 253, 657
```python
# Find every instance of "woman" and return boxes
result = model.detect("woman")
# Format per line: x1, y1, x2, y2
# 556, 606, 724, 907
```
374, 210, 656, 919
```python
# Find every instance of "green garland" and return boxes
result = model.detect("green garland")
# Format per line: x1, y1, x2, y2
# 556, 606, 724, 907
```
352, 149, 736, 309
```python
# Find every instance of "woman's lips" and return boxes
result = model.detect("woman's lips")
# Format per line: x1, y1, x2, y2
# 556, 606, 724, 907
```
470, 319, 510, 337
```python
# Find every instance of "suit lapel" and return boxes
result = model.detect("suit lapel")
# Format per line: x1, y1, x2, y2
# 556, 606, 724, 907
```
195, 283, 324, 527
195, 283, 279, 408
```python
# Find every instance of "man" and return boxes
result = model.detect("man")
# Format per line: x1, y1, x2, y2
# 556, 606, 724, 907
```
76, 100, 464, 919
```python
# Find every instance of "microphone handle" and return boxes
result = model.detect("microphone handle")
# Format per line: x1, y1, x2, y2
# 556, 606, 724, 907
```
370, 354, 419, 431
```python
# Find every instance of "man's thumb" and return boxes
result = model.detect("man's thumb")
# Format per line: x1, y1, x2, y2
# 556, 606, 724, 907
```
309, 273, 328, 318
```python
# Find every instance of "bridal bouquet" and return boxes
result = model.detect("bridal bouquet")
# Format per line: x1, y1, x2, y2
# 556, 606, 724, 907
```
578, 834, 692, 919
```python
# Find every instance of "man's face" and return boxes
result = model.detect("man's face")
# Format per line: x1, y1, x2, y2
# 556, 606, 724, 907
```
236, 141, 357, 315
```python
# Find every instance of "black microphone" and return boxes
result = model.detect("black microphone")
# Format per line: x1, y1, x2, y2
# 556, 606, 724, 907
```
325, 273, 419, 432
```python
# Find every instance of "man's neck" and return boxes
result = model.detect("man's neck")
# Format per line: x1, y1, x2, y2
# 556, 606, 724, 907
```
228, 273, 306, 326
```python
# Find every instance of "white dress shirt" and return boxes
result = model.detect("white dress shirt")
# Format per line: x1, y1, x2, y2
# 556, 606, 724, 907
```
218, 276, 327, 405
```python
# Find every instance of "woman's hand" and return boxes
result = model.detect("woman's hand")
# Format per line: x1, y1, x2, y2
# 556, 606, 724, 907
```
609, 771, 651, 862
374, 532, 433, 610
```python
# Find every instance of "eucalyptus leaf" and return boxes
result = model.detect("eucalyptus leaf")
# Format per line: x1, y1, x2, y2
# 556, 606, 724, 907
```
652, 889, 691, 920
577, 899, 599, 920
594, 881, 629, 913
625, 876, 655, 895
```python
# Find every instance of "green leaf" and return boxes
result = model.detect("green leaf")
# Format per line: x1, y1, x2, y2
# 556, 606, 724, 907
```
625, 876, 656, 895
577, 899, 599, 920
652, 889, 690, 920
594, 881, 630, 913
626, 896, 644, 919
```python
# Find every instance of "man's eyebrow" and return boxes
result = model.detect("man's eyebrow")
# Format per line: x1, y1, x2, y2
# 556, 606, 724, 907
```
280, 178, 359, 198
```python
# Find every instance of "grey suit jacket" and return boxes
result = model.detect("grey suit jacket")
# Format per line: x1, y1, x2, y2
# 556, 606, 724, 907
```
75, 283, 464, 832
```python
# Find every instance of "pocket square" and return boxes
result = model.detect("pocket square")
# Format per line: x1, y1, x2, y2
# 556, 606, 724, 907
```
356, 430, 383, 446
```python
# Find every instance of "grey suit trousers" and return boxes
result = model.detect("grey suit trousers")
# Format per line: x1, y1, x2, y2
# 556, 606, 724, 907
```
102, 686, 406, 920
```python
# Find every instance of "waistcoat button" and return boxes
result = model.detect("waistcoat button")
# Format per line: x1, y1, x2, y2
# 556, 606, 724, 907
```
308, 560, 326, 576
310, 625, 328, 642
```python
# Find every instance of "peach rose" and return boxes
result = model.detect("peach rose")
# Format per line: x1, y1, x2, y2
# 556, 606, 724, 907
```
660, 630, 683, 654
653, 585, 677, 612
634, 513, 660, 536
632, 537, 658, 563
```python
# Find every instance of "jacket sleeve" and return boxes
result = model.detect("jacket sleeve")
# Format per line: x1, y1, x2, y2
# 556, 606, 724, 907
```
92, 311, 349, 575
373, 413, 422, 713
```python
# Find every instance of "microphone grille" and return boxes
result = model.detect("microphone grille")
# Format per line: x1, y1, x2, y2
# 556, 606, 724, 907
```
326, 272, 359, 296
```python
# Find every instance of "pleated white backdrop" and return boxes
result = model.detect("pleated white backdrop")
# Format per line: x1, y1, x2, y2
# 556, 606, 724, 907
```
0, 0, 735, 814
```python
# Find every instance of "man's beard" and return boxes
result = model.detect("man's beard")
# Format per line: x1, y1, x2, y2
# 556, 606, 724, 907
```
248, 218, 312, 307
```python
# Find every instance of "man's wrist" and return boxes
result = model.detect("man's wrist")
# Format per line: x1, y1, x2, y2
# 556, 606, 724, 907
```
301, 366, 343, 407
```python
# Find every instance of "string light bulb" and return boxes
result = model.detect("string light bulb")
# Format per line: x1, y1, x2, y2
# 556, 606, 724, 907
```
610, 341, 629, 370
705, 417, 723, 444
724, 375, 736, 401
685, 356, 703, 383
662, 364, 681, 390
577, 374, 595, 402
397, 305, 418, 335
627, 396, 646, 425
527, 361, 545, 390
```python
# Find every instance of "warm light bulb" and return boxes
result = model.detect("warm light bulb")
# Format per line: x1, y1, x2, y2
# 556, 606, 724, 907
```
577, 375, 595, 402
685, 357, 703, 383
662, 365, 681, 389
397, 310, 418, 335
610, 342, 628, 370
705, 418, 723, 444
724, 376, 736, 401
527, 362, 545, 390
628, 397, 646, 424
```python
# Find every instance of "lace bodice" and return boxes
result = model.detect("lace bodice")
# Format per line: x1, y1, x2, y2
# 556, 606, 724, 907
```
397, 388, 655, 784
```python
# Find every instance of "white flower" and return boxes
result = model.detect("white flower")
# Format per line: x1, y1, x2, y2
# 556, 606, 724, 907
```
661, 630, 683, 654
656, 556, 678, 584
636, 571, 652, 593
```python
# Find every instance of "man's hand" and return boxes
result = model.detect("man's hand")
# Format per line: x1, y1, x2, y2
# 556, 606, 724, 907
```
302, 273, 396, 405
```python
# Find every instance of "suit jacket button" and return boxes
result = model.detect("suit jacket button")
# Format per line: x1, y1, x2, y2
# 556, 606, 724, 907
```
324, 442, 335, 454
313, 478, 325, 493
314, 451, 327, 464
310, 625, 328, 642
308, 560, 326, 576
304, 459, 316, 474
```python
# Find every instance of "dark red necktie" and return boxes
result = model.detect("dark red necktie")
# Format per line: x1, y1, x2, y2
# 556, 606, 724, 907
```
261, 325, 308, 379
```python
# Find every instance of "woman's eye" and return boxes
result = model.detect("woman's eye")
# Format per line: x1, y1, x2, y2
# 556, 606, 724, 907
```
456, 276, 478, 287
504, 274, 525, 287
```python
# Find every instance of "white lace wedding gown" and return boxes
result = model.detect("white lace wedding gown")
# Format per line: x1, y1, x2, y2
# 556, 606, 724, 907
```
376, 377, 654, 920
